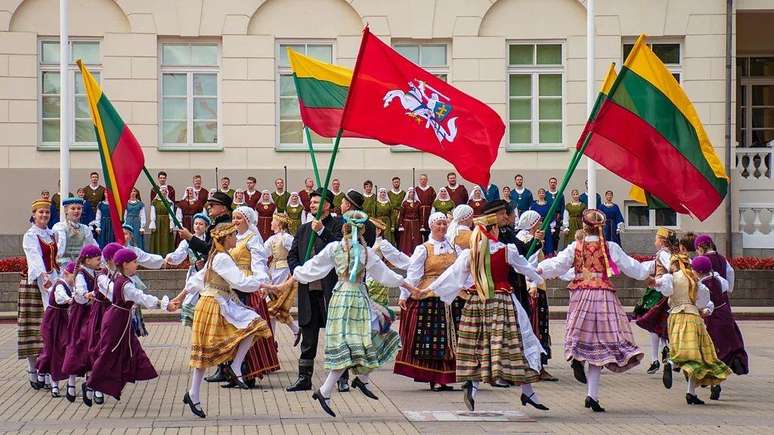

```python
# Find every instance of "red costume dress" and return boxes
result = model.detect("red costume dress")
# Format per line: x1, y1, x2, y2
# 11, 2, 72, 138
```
399, 200, 423, 255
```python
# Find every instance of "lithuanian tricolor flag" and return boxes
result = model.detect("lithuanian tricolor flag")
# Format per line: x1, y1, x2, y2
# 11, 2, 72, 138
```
77, 60, 144, 244
287, 49, 360, 138
578, 35, 728, 221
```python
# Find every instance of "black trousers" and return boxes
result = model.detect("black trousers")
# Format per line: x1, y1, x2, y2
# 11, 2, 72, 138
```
298, 291, 348, 381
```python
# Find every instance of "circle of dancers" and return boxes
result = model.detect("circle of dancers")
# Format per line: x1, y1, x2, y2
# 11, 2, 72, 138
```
19, 189, 748, 418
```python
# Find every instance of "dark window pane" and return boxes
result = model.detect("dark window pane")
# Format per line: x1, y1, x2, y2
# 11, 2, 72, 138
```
750, 57, 774, 76
652, 44, 680, 64
627, 205, 650, 227
623, 44, 634, 62
655, 209, 677, 227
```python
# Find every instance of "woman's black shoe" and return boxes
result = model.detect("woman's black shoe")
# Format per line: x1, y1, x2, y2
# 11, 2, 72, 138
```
432, 384, 454, 392
646, 360, 660, 374
710, 385, 721, 400
28, 371, 43, 390
351, 377, 378, 400
662, 346, 670, 363
81, 383, 93, 407
222, 365, 250, 389
312, 389, 336, 417
571, 359, 587, 384
662, 363, 673, 389
463, 381, 475, 411
520, 393, 549, 411
584, 396, 605, 412
50, 385, 60, 398
686, 393, 705, 405
94, 392, 104, 405
205, 365, 228, 383
65, 384, 76, 402
183, 391, 206, 418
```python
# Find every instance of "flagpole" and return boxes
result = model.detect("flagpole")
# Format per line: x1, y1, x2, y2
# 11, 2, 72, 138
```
303, 128, 343, 261
586, 0, 597, 209
59, 0, 69, 217
142, 167, 184, 230
303, 126, 322, 188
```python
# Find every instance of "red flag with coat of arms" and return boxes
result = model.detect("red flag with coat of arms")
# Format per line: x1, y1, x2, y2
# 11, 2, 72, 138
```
340, 27, 505, 186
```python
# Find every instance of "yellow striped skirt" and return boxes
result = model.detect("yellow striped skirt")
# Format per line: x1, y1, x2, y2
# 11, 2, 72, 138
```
668, 312, 731, 386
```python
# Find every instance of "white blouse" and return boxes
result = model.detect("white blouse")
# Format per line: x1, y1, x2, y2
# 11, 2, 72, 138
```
53, 282, 73, 305
22, 225, 58, 286
129, 246, 165, 269
292, 241, 404, 288
401, 237, 455, 300
74, 267, 99, 305
700, 272, 730, 293
537, 236, 650, 281
122, 202, 147, 231
165, 234, 205, 266
108, 276, 169, 310
97, 272, 112, 298
236, 230, 269, 275
264, 232, 294, 263
375, 237, 411, 270
148, 205, 176, 231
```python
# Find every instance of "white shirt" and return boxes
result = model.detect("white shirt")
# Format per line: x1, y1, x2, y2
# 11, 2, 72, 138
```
129, 246, 165, 269
122, 200, 147, 231
705, 251, 736, 293
186, 252, 269, 297
74, 267, 99, 304
53, 281, 74, 305
538, 236, 650, 281
264, 232, 294, 264
22, 225, 58, 286
375, 237, 411, 271
165, 234, 205, 265
108, 274, 167, 309
236, 230, 269, 275
401, 237, 455, 300
292, 242, 404, 288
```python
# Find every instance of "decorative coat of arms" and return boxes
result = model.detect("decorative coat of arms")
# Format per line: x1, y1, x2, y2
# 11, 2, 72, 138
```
383, 80, 458, 144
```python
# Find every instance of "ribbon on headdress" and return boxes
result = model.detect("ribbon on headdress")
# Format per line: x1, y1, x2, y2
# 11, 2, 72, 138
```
343, 211, 369, 283
469, 224, 496, 301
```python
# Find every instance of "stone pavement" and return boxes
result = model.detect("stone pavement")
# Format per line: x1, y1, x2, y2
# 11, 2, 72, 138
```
1, 320, 773, 434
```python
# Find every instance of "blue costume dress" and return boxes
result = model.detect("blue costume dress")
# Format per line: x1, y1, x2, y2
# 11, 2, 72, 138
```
510, 188, 534, 214
96, 201, 115, 247
124, 200, 145, 250
482, 184, 500, 202
580, 192, 603, 207
545, 191, 564, 252
529, 201, 555, 256
80, 201, 95, 227
598, 202, 624, 245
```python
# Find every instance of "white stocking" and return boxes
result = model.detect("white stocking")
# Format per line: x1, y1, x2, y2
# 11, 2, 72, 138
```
230, 336, 254, 378
687, 377, 697, 395
26, 357, 37, 381
587, 365, 602, 400
471, 381, 480, 399
289, 321, 300, 335
68, 375, 77, 388
189, 368, 205, 404
650, 333, 661, 362
320, 369, 346, 398
521, 383, 541, 404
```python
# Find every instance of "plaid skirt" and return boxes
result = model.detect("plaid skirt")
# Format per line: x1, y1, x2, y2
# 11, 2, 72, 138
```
190, 295, 272, 369
668, 312, 731, 386
456, 293, 540, 385
267, 281, 297, 326
244, 293, 280, 379
634, 292, 669, 339
17, 274, 44, 359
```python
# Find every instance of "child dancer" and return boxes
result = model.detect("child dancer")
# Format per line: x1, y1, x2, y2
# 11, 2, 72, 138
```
121, 224, 167, 337
88, 248, 175, 402
166, 213, 209, 326
263, 214, 300, 344
36, 261, 76, 398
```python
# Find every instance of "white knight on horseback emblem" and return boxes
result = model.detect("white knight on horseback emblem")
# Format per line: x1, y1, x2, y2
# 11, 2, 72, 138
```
383, 80, 458, 144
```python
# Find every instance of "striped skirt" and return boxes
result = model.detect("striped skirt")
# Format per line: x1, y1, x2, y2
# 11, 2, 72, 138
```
244, 293, 280, 379
267, 279, 297, 326
565, 287, 643, 372
324, 282, 401, 374
669, 312, 731, 386
456, 293, 540, 385
190, 295, 272, 369
17, 274, 44, 359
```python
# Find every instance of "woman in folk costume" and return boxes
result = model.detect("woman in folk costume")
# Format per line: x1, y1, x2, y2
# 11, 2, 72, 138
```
536, 209, 651, 412
398, 187, 423, 256
94, 198, 115, 248
176, 187, 202, 234
446, 204, 474, 250
694, 234, 737, 300
262, 210, 420, 418
562, 189, 586, 247
653, 255, 731, 405
285, 192, 307, 235
124, 188, 147, 250
232, 189, 246, 210
21, 198, 59, 390
420, 212, 548, 412
230, 206, 279, 385
53, 198, 99, 267
166, 213, 209, 327
515, 211, 554, 372
88, 248, 175, 403
37, 261, 76, 398
149, 186, 177, 256
256, 190, 277, 241
394, 212, 462, 391
431, 187, 455, 217
264, 213, 300, 344
179, 222, 273, 418
467, 186, 486, 217
633, 228, 677, 378
692, 254, 747, 401
599, 190, 625, 245
375, 188, 395, 244
59, 245, 101, 404
528, 189, 555, 257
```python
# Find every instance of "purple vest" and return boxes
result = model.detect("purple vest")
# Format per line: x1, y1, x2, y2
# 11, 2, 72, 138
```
705, 252, 728, 280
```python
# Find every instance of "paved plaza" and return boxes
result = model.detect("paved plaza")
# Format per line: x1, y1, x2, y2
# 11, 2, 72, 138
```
1, 320, 772, 434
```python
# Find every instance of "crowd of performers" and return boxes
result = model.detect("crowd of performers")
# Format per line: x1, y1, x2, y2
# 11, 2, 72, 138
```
19, 186, 748, 418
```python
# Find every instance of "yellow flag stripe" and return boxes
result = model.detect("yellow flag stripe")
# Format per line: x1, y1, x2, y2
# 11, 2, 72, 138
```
628, 185, 648, 205
601, 63, 617, 95
287, 49, 352, 88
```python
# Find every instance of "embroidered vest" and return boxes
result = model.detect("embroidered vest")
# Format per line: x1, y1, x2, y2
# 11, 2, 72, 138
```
417, 241, 456, 289
668, 270, 699, 315
270, 234, 289, 271
201, 261, 235, 299
229, 232, 256, 276
490, 248, 512, 292
568, 241, 613, 290
37, 234, 58, 273
64, 223, 86, 261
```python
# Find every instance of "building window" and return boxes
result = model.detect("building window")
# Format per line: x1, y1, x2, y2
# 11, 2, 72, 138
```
507, 42, 564, 150
623, 41, 682, 82
160, 43, 220, 149
39, 39, 101, 150
625, 201, 679, 229
736, 57, 774, 149
276, 42, 334, 150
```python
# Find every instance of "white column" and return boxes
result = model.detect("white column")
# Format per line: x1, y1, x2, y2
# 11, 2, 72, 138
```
586, 0, 597, 209
59, 0, 70, 217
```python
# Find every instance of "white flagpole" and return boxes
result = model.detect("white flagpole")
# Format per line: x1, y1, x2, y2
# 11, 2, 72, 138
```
59, 0, 70, 217
586, 0, 597, 209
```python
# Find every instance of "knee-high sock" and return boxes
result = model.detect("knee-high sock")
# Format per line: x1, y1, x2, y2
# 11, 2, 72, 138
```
230, 336, 254, 378
26, 356, 37, 380
687, 377, 697, 395
320, 369, 346, 398
650, 333, 661, 362
521, 383, 541, 404
189, 368, 206, 404
587, 365, 602, 400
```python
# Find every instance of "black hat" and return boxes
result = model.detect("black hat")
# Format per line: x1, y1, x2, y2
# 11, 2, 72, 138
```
343, 189, 365, 211
482, 199, 508, 215
207, 191, 233, 209
310, 187, 334, 205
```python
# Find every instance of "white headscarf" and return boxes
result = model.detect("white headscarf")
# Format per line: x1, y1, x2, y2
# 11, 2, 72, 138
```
288, 191, 301, 207
437, 187, 451, 201
405, 187, 419, 203
260, 189, 273, 204
377, 188, 390, 204
234, 205, 260, 236
179, 186, 196, 201
446, 204, 474, 241
471, 186, 484, 200
517, 210, 541, 231
428, 211, 448, 228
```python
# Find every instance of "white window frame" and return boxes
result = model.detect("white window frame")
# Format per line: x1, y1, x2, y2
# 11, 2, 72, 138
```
390, 41, 451, 153
506, 40, 566, 152
158, 40, 222, 151
275, 40, 336, 152
737, 56, 774, 148
38, 38, 102, 151
622, 38, 683, 83
624, 200, 681, 229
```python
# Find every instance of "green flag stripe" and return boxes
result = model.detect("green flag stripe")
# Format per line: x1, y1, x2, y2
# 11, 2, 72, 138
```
96, 93, 126, 153
293, 75, 349, 109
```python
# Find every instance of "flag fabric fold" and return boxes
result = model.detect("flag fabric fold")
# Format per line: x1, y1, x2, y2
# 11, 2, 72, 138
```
577, 35, 728, 221
340, 27, 505, 186
77, 60, 145, 244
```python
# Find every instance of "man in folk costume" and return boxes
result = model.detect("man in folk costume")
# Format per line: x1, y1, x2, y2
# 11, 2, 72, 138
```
273, 177, 291, 214
298, 177, 316, 213
82, 172, 105, 212
445, 172, 469, 206
394, 212, 462, 391
330, 179, 345, 216
510, 174, 533, 215
192, 175, 208, 209
545, 177, 564, 252
150, 171, 176, 203
388, 177, 406, 237
415, 173, 436, 239
285, 188, 344, 393
243, 177, 260, 209
420, 211, 549, 412
52, 198, 99, 267
482, 182, 500, 202
362, 180, 377, 217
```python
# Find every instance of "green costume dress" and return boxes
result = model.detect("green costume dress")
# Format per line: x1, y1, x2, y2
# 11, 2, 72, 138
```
432, 199, 455, 217
286, 203, 305, 236
150, 198, 176, 256
272, 191, 291, 213
388, 190, 406, 232
564, 201, 586, 243
362, 193, 377, 218
375, 201, 394, 244
333, 192, 345, 215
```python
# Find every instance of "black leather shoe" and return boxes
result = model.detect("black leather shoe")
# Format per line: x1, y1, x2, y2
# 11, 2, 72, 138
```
463, 381, 475, 411
221, 365, 250, 389
686, 393, 705, 405
521, 393, 549, 411
94, 392, 104, 405
352, 377, 378, 400
286, 375, 312, 392
662, 363, 673, 389
585, 396, 605, 412
662, 346, 670, 363
183, 391, 206, 418
65, 384, 76, 402
646, 360, 660, 374
710, 385, 721, 400
312, 389, 336, 417
205, 366, 229, 383
571, 359, 587, 384
50, 385, 60, 398
431, 384, 454, 392
28, 371, 43, 390
81, 383, 93, 407
337, 377, 350, 393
